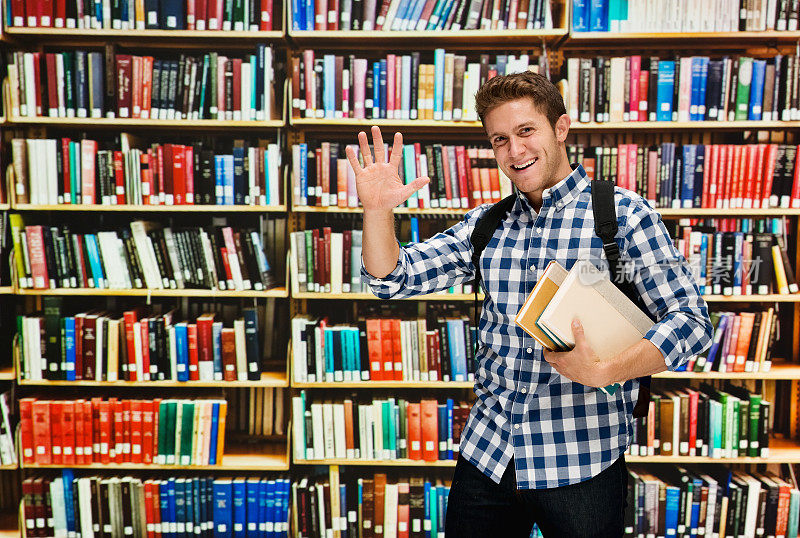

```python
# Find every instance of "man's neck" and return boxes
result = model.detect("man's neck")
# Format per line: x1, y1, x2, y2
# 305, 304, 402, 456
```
526, 158, 575, 212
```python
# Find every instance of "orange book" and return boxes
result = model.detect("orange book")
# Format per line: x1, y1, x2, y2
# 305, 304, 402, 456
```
130, 400, 143, 464
142, 400, 155, 464
215, 400, 228, 464
420, 400, 439, 462
391, 319, 403, 381
32, 400, 52, 465
380, 319, 394, 380
221, 328, 238, 382
337, 158, 348, 208
343, 399, 355, 459
61, 401, 75, 466
478, 151, 492, 202
373, 473, 387, 536
488, 167, 501, 203
366, 318, 383, 381
724, 315, 741, 373
98, 400, 112, 465
49, 401, 63, 466
407, 403, 422, 460
466, 147, 482, 207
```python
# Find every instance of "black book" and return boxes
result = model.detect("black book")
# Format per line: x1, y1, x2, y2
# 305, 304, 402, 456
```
772, 55, 783, 120
174, 230, 195, 287
158, 61, 172, 119
410, 52, 420, 120
602, 57, 611, 121
437, 321, 452, 381
186, 229, 206, 288
727, 64, 739, 121
352, 0, 363, 28
671, 55, 681, 121
357, 320, 370, 380
424, 145, 439, 203
41, 227, 58, 289
198, 149, 216, 204
243, 232, 264, 289
329, 142, 339, 205
209, 230, 228, 290
120, 231, 143, 288
578, 58, 591, 122
306, 148, 317, 207
705, 60, 723, 120
147, 229, 169, 288
759, 400, 771, 458
233, 231, 253, 289
157, 229, 178, 288
104, 45, 116, 117
720, 232, 736, 296
60, 226, 78, 288
306, 321, 317, 381
432, 144, 447, 207
314, 59, 324, 114
150, 60, 162, 115
168, 60, 181, 118
647, 57, 659, 121
225, 60, 235, 119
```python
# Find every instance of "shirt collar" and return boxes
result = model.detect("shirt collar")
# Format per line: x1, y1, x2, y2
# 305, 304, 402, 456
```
515, 163, 589, 214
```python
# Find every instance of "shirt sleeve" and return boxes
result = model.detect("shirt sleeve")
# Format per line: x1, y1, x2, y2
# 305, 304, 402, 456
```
622, 199, 714, 371
361, 204, 491, 299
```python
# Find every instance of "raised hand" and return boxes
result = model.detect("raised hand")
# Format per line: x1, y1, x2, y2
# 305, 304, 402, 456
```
345, 126, 430, 212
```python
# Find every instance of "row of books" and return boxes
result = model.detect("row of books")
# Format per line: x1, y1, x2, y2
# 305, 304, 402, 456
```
291, 315, 478, 383
570, 143, 800, 210
624, 467, 800, 538
8, 217, 277, 291
292, 393, 471, 462
18, 302, 264, 382
228, 387, 287, 437
11, 136, 282, 207
675, 226, 799, 296
22, 472, 290, 538
19, 397, 229, 466
572, 0, 795, 32
5, 0, 276, 30
565, 54, 800, 123
685, 309, 778, 373
291, 142, 511, 209
291, 49, 543, 121
293, 473, 450, 538
290, 0, 552, 31
625, 385, 770, 459
7, 46, 277, 120
0, 392, 16, 466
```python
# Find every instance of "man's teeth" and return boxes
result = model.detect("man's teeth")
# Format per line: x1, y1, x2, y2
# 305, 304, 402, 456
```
512, 158, 538, 170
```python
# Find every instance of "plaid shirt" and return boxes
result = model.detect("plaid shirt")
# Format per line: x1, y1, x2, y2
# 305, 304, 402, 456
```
362, 164, 713, 489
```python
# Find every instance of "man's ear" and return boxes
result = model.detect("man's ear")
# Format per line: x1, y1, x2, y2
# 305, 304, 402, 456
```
554, 114, 571, 143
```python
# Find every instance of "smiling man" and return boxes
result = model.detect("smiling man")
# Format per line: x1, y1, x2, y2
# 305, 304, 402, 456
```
349, 71, 712, 537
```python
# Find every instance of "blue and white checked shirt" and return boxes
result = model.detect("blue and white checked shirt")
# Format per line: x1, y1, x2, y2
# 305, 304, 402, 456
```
362, 164, 713, 489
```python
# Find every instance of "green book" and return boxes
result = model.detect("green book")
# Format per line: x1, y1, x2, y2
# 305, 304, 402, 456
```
737, 399, 748, 459
382, 400, 392, 459
209, 52, 218, 119
62, 52, 75, 116
180, 401, 195, 465
165, 400, 178, 464
748, 394, 761, 457
304, 230, 314, 291
172, 400, 183, 465
787, 490, 800, 538
198, 55, 210, 120
233, 0, 244, 29
398, 399, 407, 459
730, 397, 740, 458
734, 57, 753, 121
718, 392, 729, 456
157, 400, 170, 464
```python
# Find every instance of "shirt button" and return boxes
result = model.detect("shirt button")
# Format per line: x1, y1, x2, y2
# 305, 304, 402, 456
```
530, 265, 536, 272
514, 424, 520, 430
521, 387, 527, 393
526, 347, 533, 354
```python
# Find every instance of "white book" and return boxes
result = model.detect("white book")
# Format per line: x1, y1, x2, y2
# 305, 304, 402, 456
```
322, 402, 336, 459
50, 478, 68, 538
292, 397, 306, 460
358, 406, 368, 459
372, 400, 384, 459
311, 403, 325, 459
129, 221, 164, 289
239, 62, 250, 121
384, 483, 399, 538
95, 316, 105, 381
329, 233, 343, 294
234, 319, 248, 381
77, 478, 95, 538
161, 228, 185, 289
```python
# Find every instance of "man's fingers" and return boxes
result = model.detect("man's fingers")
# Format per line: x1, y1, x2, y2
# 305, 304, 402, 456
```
345, 145, 362, 173
571, 319, 585, 346
400, 177, 430, 202
389, 132, 403, 168
372, 126, 386, 163
357, 131, 373, 166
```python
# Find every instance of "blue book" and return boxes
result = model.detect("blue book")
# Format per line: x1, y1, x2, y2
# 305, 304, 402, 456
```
351, 328, 362, 380
212, 321, 223, 379
705, 314, 730, 368
257, 479, 269, 537
61, 470, 76, 536
429, 485, 438, 538
407, 0, 427, 29
426, 0, 448, 29
209, 402, 220, 464
733, 232, 744, 294
232, 478, 247, 537
433, 49, 445, 120
410, 217, 420, 243
324, 54, 336, 118
224, 154, 235, 205
437, 404, 447, 460
681, 145, 696, 208
299, 143, 309, 205
664, 485, 680, 537
689, 478, 702, 533
588, 0, 608, 31
232, 144, 246, 205
84, 234, 106, 288
174, 479, 187, 538
304, 0, 315, 30
749, 59, 767, 120
243, 308, 261, 381
338, 329, 350, 380
393, 0, 414, 29
379, 59, 388, 119
167, 479, 178, 538
325, 329, 335, 380
698, 57, 709, 119
88, 52, 105, 116
692, 145, 705, 208
690, 57, 703, 121
438, 487, 447, 533
656, 61, 676, 122
159, 0, 185, 28
214, 155, 225, 203
572, 0, 589, 31
292, 0, 305, 30
213, 479, 233, 538
159, 481, 172, 538
266, 480, 277, 537
64, 317, 76, 381
436, 0, 456, 29
372, 61, 381, 118
191, 478, 202, 538
174, 322, 189, 382
423, 482, 432, 538
446, 398, 454, 459
446, 319, 467, 381
698, 233, 709, 295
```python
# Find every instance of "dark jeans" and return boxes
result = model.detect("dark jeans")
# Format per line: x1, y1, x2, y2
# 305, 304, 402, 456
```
445, 455, 627, 538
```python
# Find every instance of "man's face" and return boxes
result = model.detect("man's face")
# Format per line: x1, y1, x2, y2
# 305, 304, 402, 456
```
483, 98, 569, 201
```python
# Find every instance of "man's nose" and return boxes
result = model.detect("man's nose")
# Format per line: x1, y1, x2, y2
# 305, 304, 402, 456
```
508, 137, 525, 157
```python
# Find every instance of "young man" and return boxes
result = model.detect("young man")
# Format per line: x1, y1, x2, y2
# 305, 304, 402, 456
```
346, 71, 713, 537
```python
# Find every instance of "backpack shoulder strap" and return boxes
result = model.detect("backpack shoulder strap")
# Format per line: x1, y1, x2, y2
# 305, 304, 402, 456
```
470, 194, 517, 289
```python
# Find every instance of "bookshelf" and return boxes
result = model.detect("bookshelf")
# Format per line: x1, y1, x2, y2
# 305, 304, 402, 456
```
12, 203, 288, 212
288, 28, 568, 46
5, 118, 286, 129
18, 370, 289, 388
12, 287, 289, 298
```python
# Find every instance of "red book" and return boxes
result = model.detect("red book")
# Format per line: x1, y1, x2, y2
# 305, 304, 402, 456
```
82, 400, 93, 463
22, 480, 35, 538
163, 144, 177, 205
142, 400, 155, 464
19, 398, 35, 465
141, 56, 154, 119
686, 389, 699, 456
172, 144, 186, 205
184, 145, 195, 204
629, 56, 641, 120
123, 310, 139, 381
98, 400, 112, 464
143, 481, 156, 538
61, 401, 75, 465
50, 401, 63, 465
365, 319, 383, 381
398, 482, 410, 538
792, 145, 800, 208
132, 55, 143, 118
130, 400, 143, 464
455, 145, 470, 209
232, 59, 242, 118
31, 400, 52, 465
82, 314, 97, 380
114, 150, 126, 204
45, 53, 58, 116
142, 151, 154, 205
407, 403, 422, 460
91, 396, 102, 462
60, 137, 72, 203
209, 0, 224, 29
152, 398, 162, 465
221, 328, 238, 382
379, 319, 394, 381
122, 399, 132, 462
752, 144, 766, 208
39, 0, 53, 25
32, 52, 43, 115
25, 225, 49, 289
187, 323, 200, 381
10, 0, 26, 26
156, 145, 166, 201
73, 399, 85, 464
391, 318, 403, 381
701, 144, 715, 208
420, 399, 439, 462
81, 139, 98, 204
141, 319, 152, 382
196, 314, 215, 378
115, 54, 133, 118
186, 0, 196, 29
151, 479, 163, 537
112, 398, 124, 464
260, 0, 272, 29
195, 0, 207, 29
762, 144, 778, 208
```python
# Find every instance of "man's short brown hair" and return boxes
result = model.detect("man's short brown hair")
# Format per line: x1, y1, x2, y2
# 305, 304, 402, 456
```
474, 71, 566, 131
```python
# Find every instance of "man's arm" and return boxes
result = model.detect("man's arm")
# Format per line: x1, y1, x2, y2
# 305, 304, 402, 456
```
363, 209, 400, 279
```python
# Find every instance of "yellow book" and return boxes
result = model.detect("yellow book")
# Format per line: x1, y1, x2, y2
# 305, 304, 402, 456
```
514, 260, 568, 350
443, 53, 455, 121
772, 245, 789, 294
8, 213, 28, 288
216, 400, 228, 465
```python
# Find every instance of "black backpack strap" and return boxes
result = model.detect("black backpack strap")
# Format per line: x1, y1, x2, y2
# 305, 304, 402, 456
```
591, 180, 652, 418
470, 194, 517, 292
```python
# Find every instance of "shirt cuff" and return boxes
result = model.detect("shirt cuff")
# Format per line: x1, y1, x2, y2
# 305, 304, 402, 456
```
645, 320, 687, 371
360, 245, 407, 299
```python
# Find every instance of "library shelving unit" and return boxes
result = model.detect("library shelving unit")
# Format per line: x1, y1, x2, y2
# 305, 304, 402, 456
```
1, 11, 293, 536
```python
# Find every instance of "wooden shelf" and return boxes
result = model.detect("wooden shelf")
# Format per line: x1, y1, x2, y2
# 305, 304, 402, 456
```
23, 442, 289, 471
655, 362, 798, 380
18, 371, 288, 388
0, 287, 12, 295
288, 28, 567, 46
0, 512, 17, 538
292, 380, 473, 388
0, 464, 16, 471
3, 27, 285, 46
290, 118, 800, 131
627, 438, 800, 464
703, 294, 800, 302
14, 287, 289, 298
565, 30, 800, 46
292, 291, 478, 301
13, 203, 288, 213
0, 204, 9, 210
291, 205, 473, 215
6, 117, 285, 129
0, 367, 14, 382
295, 458, 457, 467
